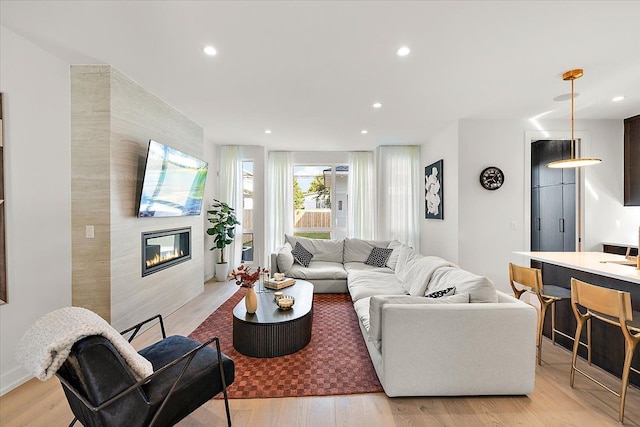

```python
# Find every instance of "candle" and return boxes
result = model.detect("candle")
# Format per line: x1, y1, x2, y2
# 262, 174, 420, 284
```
278, 297, 294, 309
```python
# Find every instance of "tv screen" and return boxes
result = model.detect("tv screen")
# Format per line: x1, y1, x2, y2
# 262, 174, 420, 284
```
137, 140, 208, 217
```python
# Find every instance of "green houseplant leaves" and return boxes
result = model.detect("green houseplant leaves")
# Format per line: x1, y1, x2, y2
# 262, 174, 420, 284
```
206, 199, 241, 264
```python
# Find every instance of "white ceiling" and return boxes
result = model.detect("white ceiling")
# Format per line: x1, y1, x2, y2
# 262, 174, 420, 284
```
2, 1, 639, 151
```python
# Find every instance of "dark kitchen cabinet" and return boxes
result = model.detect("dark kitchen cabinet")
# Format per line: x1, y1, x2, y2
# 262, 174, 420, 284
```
538, 185, 564, 251
624, 115, 640, 206
531, 140, 576, 252
562, 183, 576, 250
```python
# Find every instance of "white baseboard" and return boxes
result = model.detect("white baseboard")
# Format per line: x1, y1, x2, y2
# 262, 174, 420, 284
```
0, 366, 31, 397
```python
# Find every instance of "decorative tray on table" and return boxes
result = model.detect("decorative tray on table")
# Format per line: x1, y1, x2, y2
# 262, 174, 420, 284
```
264, 277, 296, 290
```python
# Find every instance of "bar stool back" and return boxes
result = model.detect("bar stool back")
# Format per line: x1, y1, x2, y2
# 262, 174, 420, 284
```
570, 278, 640, 423
509, 263, 572, 365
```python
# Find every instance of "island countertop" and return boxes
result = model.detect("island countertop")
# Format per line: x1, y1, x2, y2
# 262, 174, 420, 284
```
515, 251, 640, 285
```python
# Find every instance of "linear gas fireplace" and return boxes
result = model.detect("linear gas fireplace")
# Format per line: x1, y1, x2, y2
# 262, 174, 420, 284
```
142, 227, 191, 277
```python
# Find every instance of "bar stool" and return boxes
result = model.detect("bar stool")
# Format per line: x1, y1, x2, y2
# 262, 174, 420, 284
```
508, 263, 573, 365
570, 278, 640, 423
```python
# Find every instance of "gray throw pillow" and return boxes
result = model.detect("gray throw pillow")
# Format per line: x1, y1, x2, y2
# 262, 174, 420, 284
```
365, 247, 393, 268
291, 241, 313, 267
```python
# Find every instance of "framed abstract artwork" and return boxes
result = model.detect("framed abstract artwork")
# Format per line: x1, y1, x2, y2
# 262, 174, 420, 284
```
425, 159, 443, 220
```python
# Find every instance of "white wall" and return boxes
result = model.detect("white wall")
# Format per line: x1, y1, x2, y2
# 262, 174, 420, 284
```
0, 26, 72, 395
420, 122, 459, 263
577, 121, 640, 249
291, 151, 350, 165
458, 119, 526, 293
458, 118, 639, 294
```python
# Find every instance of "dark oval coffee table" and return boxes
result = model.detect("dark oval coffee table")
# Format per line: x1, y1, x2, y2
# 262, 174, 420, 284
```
232, 280, 314, 358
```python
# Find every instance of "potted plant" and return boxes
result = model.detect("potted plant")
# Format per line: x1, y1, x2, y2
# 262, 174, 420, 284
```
207, 199, 241, 281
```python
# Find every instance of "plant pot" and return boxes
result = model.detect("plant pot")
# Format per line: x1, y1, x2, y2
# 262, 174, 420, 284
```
215, 263, 229, 282
245, 287, 258, 314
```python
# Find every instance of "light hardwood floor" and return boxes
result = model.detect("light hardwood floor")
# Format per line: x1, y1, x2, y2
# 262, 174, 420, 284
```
1, 279, 639, 427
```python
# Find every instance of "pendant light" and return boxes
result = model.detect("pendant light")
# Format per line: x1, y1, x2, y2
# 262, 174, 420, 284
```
547, 69, 602, 168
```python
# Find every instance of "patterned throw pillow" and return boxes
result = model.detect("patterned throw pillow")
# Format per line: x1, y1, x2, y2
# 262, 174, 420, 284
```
425, 286, 456, 298
291, 242, 314, 267
365, 247, 394, 268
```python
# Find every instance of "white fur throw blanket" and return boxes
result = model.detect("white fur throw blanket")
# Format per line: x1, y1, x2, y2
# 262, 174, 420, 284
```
15, 307, 154, 381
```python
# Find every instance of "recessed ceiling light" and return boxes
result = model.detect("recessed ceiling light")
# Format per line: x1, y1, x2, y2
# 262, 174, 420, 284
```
361, 130, 368, 134
372, 102, 382, 109
265, 129, 272, 134
203, 46, 217, 56
397, 46, 410, 57
612, 95, 625, 102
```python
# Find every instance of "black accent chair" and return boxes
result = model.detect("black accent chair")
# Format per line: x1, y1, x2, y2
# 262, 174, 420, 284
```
55, 314, 234, 427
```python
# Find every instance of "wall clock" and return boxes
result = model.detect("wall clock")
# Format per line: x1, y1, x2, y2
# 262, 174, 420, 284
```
479, 166, 504, 190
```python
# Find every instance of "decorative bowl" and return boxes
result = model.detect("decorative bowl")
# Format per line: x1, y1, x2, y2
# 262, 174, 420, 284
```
276, 295, 295, 310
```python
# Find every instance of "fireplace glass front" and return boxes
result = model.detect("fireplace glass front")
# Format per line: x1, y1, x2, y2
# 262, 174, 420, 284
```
142, 227, 191, 276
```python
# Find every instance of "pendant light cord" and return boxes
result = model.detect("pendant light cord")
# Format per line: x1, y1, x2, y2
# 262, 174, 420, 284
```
571, 77, 575, 159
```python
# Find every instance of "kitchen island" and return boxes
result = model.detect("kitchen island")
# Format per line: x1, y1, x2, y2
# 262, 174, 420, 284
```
515, 251, 639, 386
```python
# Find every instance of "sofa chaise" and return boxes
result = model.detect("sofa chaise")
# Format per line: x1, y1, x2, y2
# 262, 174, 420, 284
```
271, 235, 537, 397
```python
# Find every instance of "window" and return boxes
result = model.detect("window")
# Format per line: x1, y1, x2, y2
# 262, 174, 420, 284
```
241, 161, 254, 262
293, 165, 348, 239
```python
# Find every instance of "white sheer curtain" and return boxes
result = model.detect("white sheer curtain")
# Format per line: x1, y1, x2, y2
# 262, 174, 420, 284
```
348, 151, 375, 239
266, 151, 293, 255
377, 145, 420, 249
217, 145, 243, 269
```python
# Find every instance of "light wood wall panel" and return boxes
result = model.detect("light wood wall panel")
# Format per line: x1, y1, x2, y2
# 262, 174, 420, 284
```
70, 65, 112, 322
109, 68, 204, 331
71, 66, 205, 330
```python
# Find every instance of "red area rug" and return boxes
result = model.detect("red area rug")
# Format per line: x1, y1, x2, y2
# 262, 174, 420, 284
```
189, 289, 383, 398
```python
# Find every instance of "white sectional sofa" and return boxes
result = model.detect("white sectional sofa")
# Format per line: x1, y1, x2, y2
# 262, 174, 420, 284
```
271, 235, 537, 397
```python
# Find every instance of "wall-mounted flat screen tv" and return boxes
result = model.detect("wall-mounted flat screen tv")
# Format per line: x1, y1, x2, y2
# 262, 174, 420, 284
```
137, 140, 208, 217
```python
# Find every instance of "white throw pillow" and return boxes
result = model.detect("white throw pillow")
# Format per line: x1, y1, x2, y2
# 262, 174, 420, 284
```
385, 240, 404, 270
276, 242, 294, 273
394, 245, 423, 287
402, 256, 457, 296
368, 293, 470, 342
427, 266, 499, 303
